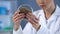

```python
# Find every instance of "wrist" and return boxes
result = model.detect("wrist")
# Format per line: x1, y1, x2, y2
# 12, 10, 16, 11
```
33, 23, 41, 31
36, 24, 41, 31
14, 24, 20, 31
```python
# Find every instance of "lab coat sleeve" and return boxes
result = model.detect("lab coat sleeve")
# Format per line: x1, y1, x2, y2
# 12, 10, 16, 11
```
13, 26, 23, 34
56, 30, 60, 34
55, 17, 60, 34
13, 23, 33, 34
33, 25, 50, 34
23, 23, 33, 34
55, 24, 60, 34
55, 20, 60, 34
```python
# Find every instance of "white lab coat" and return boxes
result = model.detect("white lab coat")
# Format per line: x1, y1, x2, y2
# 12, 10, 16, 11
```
13, 5, 60, 34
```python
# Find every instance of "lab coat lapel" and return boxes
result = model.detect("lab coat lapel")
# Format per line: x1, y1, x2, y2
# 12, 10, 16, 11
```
47, 5, 60, 29
39, 10, 47, 28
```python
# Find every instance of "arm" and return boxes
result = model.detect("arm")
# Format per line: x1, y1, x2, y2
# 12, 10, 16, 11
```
13, 22, 33, 34
12, 10, 25, 34
13, 26, 23, 34
23, 23, 33, 34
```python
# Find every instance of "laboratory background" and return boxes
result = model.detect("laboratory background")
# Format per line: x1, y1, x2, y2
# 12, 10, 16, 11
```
0, 0, 60, 34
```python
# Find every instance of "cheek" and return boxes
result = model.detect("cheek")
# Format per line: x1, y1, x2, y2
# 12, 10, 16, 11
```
36, 0, 40, 4
44, 0, 51, 4
44, 0, 51, 7
36, 0, 41, 6
36, 0, 49, 4
36, 0, 51, 7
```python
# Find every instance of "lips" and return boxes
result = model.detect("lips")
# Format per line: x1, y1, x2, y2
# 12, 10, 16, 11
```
40, 3, 45, 5
40, 4, 45, 7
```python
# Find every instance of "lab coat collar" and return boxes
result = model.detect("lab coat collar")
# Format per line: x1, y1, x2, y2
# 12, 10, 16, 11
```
38, 5, 60, 29
54, 5, 60, 16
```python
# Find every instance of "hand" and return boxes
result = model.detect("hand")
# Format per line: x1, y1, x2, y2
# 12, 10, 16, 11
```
26, 12, 41, 31
12, 10, 25, 31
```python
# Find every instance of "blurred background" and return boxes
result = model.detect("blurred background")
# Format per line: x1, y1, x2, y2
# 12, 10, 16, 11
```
0, 0, 60, 34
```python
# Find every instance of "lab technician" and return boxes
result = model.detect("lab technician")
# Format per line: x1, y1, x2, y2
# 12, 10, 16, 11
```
13, 0, 60, 34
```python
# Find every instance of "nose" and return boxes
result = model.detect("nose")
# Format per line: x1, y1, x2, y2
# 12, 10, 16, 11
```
40, 0, 44, 3
41, 0, 44, 2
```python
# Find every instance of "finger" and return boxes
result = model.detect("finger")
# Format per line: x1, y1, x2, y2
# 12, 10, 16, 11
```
26, 14, 38, 24
26, 15, 36, 24
13, 10, 20, 16
26, 15, 38, 26
26, 15, 40, 31
14, 18, 23, 25
14, 15, 25, 22
14, 19, 21, 25
13, 13, 25, 19
27, 12, 38, 20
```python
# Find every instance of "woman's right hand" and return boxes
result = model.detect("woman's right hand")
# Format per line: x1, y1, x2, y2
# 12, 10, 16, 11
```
12, 10, 25, 31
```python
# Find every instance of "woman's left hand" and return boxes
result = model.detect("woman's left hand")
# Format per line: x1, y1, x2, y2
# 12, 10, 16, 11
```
26, 12, 41, 31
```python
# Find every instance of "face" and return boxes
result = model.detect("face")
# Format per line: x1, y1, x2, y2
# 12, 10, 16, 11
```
36, 0, 53, 9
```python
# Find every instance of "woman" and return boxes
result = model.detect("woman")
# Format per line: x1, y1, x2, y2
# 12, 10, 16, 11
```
13, 0, 60, 34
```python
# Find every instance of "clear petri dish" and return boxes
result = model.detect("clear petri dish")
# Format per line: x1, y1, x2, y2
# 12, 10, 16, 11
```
17, 4, 33, 20
18, 4, 33, 13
